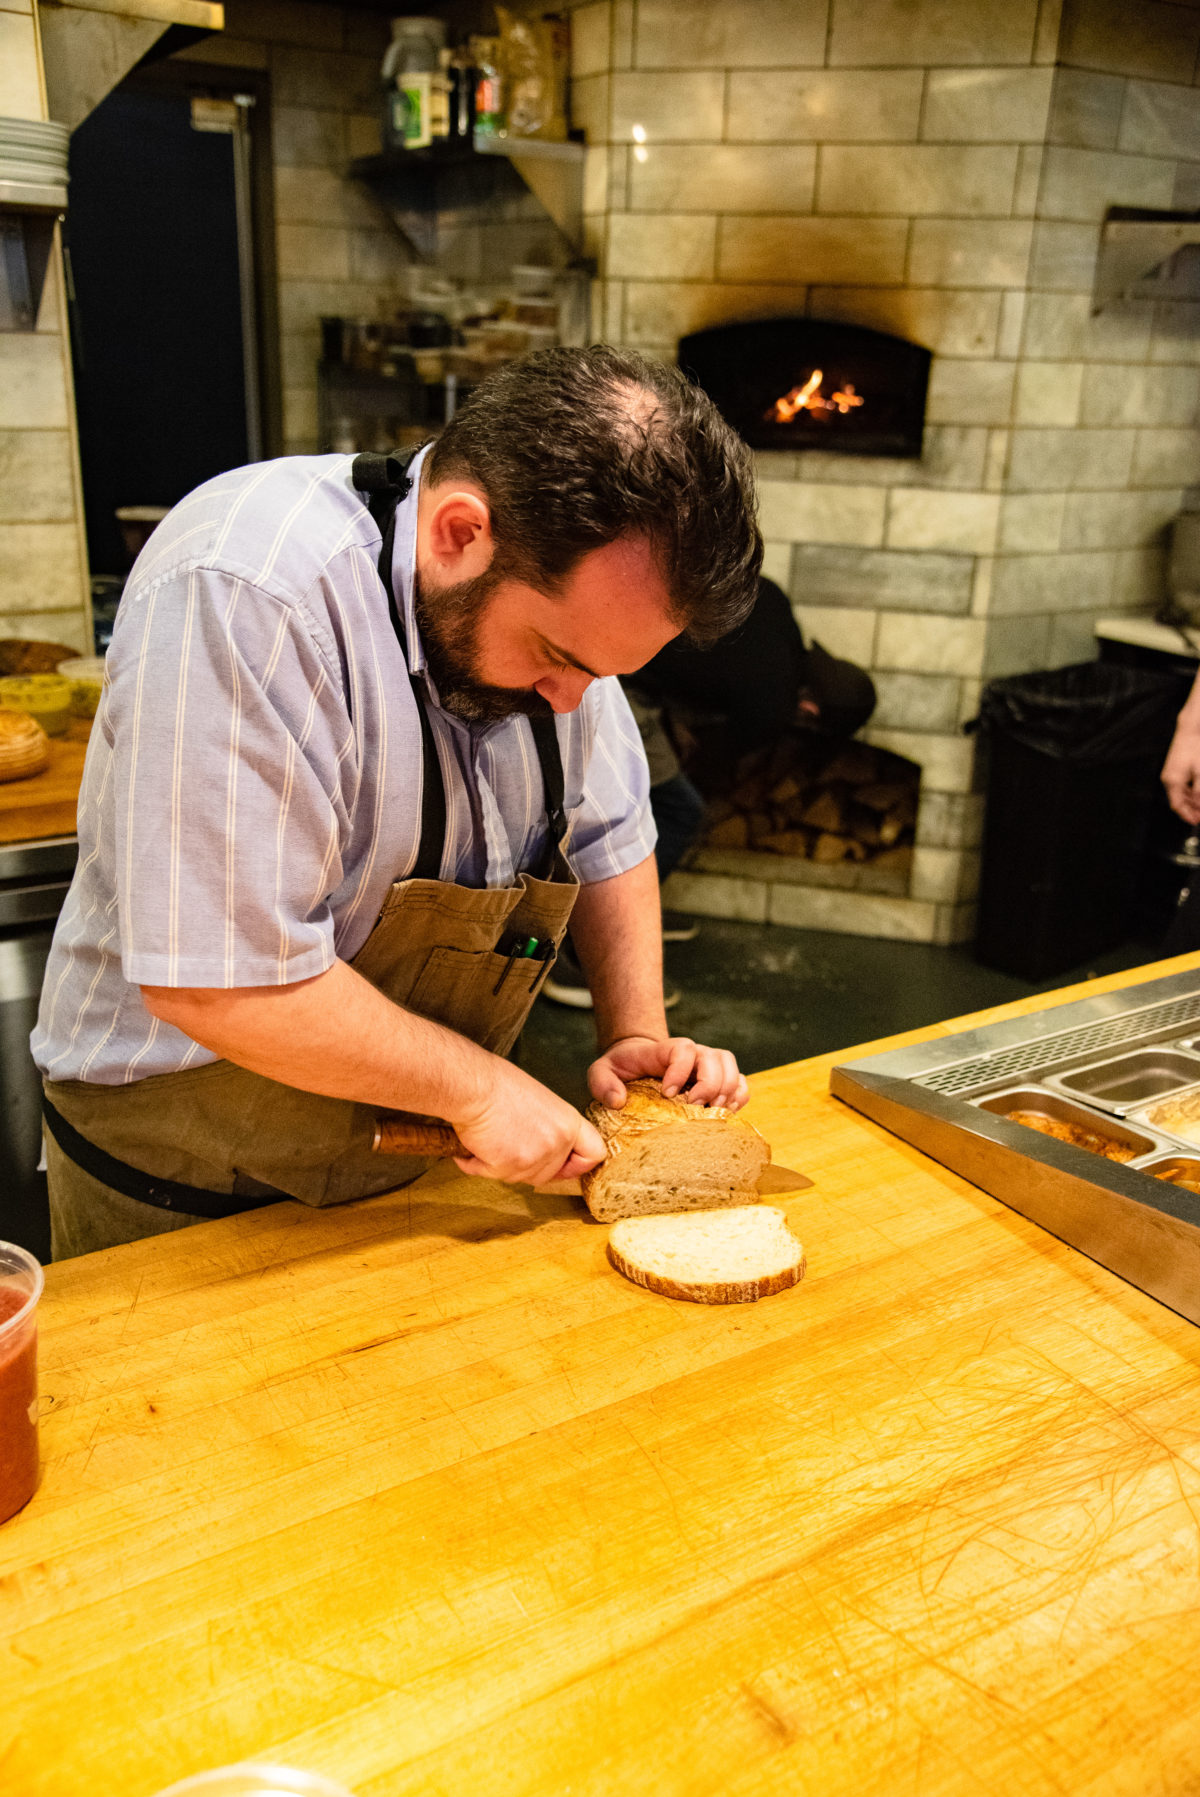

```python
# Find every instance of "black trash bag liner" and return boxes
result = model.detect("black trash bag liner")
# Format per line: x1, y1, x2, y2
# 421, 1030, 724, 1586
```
967, 662, 1183, 765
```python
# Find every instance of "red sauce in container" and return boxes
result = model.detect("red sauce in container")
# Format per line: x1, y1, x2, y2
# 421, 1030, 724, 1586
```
0, 1283, 39, 1523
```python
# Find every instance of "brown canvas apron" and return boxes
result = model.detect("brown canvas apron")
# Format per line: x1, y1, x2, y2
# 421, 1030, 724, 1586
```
43, 451, 578, 1255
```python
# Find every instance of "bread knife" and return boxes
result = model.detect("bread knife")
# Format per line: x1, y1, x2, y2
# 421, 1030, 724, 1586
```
371, 1112, 813, 1193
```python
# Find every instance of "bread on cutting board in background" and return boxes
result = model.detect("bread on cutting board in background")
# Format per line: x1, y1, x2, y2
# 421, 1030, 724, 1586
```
608, 1207, 806, 1305
581, 1076, 771, 1223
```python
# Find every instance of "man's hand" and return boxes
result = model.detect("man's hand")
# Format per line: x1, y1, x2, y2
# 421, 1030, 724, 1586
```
142, 960, 605, 1188
588, 1033, 748, 1112
450, 1058, 606, 1186
1163, 716, 1200, 824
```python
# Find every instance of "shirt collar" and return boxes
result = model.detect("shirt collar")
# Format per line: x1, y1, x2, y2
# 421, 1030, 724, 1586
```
388, 442, 432, 682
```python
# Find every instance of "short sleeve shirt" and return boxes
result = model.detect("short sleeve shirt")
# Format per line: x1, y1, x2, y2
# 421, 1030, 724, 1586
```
33, 451, 656, 1084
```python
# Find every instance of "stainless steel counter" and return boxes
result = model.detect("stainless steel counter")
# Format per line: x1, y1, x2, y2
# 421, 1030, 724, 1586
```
831, 966, 1200, 1326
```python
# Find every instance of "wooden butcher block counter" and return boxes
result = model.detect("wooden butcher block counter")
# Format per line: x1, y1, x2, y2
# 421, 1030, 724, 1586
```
6, 954, 1200, 1797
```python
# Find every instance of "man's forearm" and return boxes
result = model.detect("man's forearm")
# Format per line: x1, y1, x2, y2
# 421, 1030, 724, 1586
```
141, 959, 496, 1121
568, 853, 670, 1049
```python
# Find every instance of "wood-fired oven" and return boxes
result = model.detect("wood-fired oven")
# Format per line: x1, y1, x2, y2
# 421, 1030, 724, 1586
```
678, 317, 932, 458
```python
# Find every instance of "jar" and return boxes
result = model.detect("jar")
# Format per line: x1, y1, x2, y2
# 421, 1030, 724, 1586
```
381, 17, 447, 151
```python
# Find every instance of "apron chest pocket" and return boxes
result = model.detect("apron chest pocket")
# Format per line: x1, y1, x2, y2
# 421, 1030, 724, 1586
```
405, 943, 554, 1057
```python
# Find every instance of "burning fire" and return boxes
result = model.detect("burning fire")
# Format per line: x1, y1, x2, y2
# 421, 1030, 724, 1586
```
765, 370, 865, 424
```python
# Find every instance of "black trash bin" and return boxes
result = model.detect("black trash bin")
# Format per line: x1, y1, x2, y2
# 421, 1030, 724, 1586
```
972, 662, 1187, 980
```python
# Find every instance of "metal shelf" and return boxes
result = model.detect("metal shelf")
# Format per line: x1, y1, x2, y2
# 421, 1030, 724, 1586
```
349, 134, 586, 262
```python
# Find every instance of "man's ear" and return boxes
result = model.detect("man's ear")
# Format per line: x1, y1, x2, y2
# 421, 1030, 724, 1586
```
426, 489, 493, 577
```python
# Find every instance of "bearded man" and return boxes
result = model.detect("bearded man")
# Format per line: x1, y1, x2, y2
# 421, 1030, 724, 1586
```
33, 346, 762, 1258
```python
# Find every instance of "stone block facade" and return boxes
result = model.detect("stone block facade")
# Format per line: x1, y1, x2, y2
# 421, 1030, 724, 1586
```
0, 2, 91, 651
573, 0, 1200, 943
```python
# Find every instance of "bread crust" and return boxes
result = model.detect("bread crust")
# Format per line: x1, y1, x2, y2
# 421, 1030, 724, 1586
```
606, 1238, 806, 1305
581, 1078, 770, 1222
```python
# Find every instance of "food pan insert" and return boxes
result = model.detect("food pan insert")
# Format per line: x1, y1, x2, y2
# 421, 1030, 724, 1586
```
829, 965, 1200, 1328
1139, 1157, 1200, 1194
1043, 1047, 1200, 1115
973, 1086, 1168, 1163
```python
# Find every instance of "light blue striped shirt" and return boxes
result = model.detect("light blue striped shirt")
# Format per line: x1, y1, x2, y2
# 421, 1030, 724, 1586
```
33, 451, 655, 1085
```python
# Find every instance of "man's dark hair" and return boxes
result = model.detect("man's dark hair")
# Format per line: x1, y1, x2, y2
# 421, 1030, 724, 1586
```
423, 344, 762, 646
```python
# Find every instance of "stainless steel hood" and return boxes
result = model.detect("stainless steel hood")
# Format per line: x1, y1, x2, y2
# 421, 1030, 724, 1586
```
831, 967, 1200, 1326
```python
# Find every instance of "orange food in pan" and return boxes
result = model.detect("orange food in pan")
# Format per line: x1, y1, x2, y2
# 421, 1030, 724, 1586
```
1151, 1165, 1200, 1194
1004, 1110, 1137, 1162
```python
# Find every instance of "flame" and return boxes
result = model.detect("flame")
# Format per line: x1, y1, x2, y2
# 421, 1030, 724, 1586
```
765, 371, 865, 424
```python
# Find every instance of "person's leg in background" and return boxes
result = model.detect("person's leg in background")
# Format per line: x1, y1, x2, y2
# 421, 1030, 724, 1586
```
651, 770, 706, 940
542, 692, 696, 1010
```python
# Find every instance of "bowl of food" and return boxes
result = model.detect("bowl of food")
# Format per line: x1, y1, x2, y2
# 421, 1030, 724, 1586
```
0, 673, 72, 737
56, 655, 106, 718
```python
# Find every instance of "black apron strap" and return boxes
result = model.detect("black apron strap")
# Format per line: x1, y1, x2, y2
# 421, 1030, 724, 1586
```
43, 1098, 283, 1218
352, 449, 418, 532
353, 448, 446, 882
529, 714, 567, 873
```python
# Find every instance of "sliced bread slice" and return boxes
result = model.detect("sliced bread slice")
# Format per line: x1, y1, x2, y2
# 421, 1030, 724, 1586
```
608, 1206, 805, 1305
581, 1077, 771, 1222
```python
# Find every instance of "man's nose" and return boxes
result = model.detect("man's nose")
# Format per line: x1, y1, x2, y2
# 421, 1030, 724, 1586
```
533, 671, 594, 712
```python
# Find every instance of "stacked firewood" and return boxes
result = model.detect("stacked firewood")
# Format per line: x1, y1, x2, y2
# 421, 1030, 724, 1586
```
695, 737, 919, 868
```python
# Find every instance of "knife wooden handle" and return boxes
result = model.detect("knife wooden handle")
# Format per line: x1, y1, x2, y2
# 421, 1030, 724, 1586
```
372, 1115, 469, 1158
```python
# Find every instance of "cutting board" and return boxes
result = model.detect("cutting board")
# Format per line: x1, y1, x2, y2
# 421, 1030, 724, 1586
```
0, 723, 89, 844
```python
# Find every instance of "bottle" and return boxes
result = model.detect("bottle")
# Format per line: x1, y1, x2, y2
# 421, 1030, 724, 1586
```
447, 45, 477, 142
470, 35, 504, 139
381, 17, 447, 151
430, 48, 452, 139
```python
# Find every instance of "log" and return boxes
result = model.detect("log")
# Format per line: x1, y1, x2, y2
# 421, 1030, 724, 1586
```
801, 789, 845, 834
706, 813, 749, 849
879, 807, 913, 846
856, 781, 912, 813
870, 845, 913, 875
757, 830, 811, 858
819, 744, 879, 785
846, 803, 883, 848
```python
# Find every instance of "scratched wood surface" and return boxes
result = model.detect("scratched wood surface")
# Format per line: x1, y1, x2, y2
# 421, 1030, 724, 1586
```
6, 954, 1200, 1797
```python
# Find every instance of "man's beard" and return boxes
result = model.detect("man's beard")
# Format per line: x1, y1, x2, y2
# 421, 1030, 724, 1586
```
413, 566, 554, 725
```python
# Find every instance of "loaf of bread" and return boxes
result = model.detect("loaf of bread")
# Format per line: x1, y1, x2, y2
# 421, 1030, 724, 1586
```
608, 1206, 805, 1304
581, 1077, 770, 1222
0, 638, 78, 677
0, 708, 50, 782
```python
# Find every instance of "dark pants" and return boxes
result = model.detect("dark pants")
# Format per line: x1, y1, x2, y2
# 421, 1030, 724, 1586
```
651, 773, 705, 883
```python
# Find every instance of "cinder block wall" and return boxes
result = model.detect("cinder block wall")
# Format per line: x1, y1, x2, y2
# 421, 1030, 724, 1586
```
0, 2, 92, 651
175, 0, 412, 454
572, 0, 1200, 943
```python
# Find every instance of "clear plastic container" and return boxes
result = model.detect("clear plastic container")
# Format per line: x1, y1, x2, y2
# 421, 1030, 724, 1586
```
56, 654, 106, 719
0, 1240, 44, 1526
149, 1764, 357, 1797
